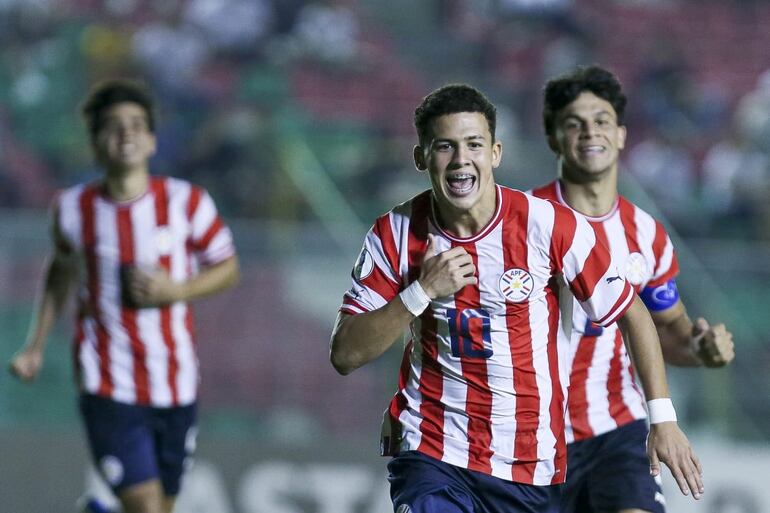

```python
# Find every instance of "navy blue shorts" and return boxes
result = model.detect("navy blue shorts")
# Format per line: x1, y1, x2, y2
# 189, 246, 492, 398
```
79, 394, 197, 496
388, 451, 556, 513
557, 419, 665, 513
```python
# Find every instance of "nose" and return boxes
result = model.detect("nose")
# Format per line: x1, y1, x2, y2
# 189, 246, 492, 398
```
450, 145, 470, 167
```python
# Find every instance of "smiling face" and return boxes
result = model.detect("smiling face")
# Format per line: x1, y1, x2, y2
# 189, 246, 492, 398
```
548, 91, 626, 182
93, 102, 157, 174
414, 112, 502, 231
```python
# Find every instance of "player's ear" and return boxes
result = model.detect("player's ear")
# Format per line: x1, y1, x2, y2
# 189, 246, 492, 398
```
491, 140, 503, 168
617, 125, 627, 151
413, 145, 427, 171
547, 133, 561, 155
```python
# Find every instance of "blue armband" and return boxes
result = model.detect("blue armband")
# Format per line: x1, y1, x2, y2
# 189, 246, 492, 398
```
639, 279, 679, 312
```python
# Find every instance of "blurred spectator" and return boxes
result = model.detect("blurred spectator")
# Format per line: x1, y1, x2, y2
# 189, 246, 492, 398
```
182, 0, 273, 55
734, 69, 770, 155
626, 128, 698, 228
701, 115, 770, 239
286, 0, 360, 65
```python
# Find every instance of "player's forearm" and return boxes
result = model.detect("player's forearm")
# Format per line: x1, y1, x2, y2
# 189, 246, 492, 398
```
618, 295, 671, 400
25, 258, 73, 352
178, 255, 239, 302
330, 301, 413, 375
657, 315, 702, 367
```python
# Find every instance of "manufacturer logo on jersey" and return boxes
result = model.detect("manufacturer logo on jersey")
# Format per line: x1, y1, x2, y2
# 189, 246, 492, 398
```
624, 252, 649, 285
353, 248, 374, 281
396, 505, 412, 513
155, 226, 173, 254
499, 268, 533, 303
99, 455, 124, 486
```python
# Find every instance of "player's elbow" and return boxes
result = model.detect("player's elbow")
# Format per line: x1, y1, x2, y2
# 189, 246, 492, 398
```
329, 342, 357, 375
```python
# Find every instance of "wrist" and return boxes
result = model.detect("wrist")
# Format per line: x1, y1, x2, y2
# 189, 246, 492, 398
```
399, 280, 431, 317
647, 398, 677, 424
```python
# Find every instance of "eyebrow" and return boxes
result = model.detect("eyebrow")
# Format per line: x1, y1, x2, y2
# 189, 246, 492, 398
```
562, 110, 615, 121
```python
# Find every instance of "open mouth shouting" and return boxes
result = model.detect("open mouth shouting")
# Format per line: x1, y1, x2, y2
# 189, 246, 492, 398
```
446, 173, 477, 196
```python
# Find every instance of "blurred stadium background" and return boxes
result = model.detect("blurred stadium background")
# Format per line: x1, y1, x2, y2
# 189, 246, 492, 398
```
0, 0, 769, 511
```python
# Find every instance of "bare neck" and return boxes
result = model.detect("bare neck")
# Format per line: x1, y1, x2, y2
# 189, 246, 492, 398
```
558, 171, 618, 217
103, 167, 150, 202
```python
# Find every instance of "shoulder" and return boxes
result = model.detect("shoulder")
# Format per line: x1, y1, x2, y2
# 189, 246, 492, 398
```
618, 196, 671, 235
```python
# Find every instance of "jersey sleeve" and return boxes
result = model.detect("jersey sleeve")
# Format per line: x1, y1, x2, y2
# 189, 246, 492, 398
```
188, 187, 236, 266
340, 217, 402, 315
645, 219, 679, 287
556, 209, 635, 327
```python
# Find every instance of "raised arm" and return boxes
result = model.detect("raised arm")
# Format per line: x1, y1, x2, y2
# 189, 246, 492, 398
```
651, 299, 734, 367
618, 295, 704, 500
330, 235, 476, 375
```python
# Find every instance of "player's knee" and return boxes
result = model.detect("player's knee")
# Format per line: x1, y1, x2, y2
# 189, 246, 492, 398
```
118, 479, 165, 513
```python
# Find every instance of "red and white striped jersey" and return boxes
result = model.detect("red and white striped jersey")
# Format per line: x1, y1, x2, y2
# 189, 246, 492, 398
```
55, 176, 235, 408
530, 180, 679, 443
339, 185, 634, 485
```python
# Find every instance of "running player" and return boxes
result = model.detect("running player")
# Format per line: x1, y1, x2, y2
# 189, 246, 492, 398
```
330, 84, 703, 513
8, 79, 240, 513
531, 65, 734, 513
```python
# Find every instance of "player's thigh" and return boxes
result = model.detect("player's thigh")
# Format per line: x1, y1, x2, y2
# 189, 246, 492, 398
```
388, 451, 475, 513
79, 394, 160, 493
556, 437, 600, 513
589, 420, 665, 513
151, 402, 198, 497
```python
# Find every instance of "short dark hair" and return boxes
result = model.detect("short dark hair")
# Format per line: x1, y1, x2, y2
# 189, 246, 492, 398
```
81, 78, 156, 141
414, 84, 497, 146
542, 65, 626, 136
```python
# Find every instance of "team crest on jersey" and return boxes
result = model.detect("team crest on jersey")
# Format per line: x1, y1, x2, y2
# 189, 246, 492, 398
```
624, 252, 649, 285
155, 226, 174, 254
499, 268, 533, 303
353, 248, 374, 281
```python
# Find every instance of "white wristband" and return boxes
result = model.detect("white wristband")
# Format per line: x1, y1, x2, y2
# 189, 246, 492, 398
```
399, 280, 431, 317
647, 398, 677, 424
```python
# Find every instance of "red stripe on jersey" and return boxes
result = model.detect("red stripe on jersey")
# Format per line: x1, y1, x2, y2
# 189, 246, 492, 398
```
373, 213, 402, 283
409, 195, 445, 460
502, 197, 539, 483
618, 198, 642, 255
530, 182, 559, 202
117, 208, 151, 405
650, 219, 679, 286
187, 186, 202, 220
195, 216, 224, 251
545, 276, 567, 483
571, 222, 611, 302
340, 296, 369, 314
385, 340, 413, 455
568, 333, 597, 440
80, 185, 113, 397
452, 241, 493, 474
548, 203, 577, 275
152, 178, 179, 405
607, 329, 635, 426
595, 282, 633, 326
361, 264, 400, 300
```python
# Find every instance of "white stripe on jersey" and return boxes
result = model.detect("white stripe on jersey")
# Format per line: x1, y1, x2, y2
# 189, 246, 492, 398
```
56, 177, 234, 407
341, 185, 633, 485
530, 180, 679, 442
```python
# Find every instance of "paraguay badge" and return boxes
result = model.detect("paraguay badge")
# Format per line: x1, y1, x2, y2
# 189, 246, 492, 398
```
624, 252, 649, 286
499, 268, 533, 303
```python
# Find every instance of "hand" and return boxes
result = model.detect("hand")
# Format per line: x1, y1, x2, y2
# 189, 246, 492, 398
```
9, 347, 43, 382
692, 318, 734, 367
648, 422, 704, 499
124, 266, 182, 307
418, 235, 477, 298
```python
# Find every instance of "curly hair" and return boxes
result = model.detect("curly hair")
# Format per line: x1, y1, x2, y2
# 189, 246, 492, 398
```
81, 78, 156, 142
414, 84, 497, 146
542, 65, 626, 136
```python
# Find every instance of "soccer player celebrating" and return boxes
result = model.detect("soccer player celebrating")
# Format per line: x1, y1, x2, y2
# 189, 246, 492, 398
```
8, 79, 239, 513
330, 84, 703, 512
531, 65, 735, 513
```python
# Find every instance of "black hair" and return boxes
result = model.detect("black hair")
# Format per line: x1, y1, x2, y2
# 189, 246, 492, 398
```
81, 78, 156, 142
542, 65, 626, 136
414, 84, 497, 146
